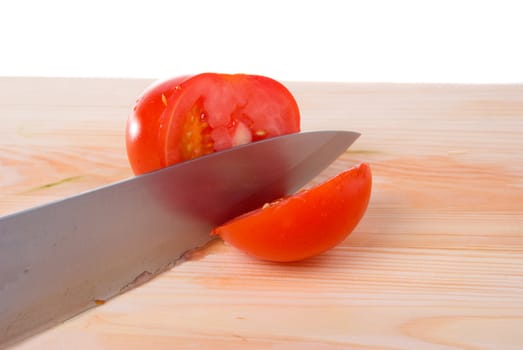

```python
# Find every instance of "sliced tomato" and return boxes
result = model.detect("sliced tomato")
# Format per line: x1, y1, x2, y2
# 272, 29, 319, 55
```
126, 73, 300, 175
211, 163, 372, 262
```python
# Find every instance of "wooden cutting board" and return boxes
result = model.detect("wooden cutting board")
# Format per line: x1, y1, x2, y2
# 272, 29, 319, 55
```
1, 77, 522, 349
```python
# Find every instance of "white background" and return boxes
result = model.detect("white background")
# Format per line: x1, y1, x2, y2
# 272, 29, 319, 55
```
1, 0, 522, 83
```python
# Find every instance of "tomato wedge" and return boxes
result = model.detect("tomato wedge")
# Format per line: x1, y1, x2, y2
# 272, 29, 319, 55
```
126, 73, 301, 175
212, 163, 372, 262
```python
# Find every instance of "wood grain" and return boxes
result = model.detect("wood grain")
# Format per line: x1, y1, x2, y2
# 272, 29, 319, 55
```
1, 77, 522, 349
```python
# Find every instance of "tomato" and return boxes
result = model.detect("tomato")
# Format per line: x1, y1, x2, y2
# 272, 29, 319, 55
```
211, 163, 372, 262
126, 73, 301, 175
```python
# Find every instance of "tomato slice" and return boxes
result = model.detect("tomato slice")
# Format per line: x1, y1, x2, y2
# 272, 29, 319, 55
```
211, 163, 372, 262
126, 73, 300, 175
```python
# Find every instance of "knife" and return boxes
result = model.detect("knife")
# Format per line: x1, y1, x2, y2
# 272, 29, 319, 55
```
0, 130, 359, 347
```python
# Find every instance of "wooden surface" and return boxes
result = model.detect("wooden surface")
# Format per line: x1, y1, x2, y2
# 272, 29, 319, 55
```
1, 77, 522, 349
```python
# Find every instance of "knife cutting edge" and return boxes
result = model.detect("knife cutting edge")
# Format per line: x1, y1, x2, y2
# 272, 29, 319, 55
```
0, 130, 360, 347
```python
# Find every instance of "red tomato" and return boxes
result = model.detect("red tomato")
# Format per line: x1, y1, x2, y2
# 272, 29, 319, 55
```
126, 73, 301, 175
211, 163, 372, 262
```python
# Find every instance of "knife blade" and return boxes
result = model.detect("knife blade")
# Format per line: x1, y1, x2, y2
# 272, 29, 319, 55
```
0, 130, 360, 347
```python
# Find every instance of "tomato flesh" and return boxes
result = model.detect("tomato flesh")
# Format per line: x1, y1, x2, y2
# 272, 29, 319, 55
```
161, 73, 300, 166
126, 73, 300, 174
211, 163, 372, 262
178, 99, 214, 160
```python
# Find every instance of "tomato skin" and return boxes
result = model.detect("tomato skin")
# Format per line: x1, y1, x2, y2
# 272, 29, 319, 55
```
126, 76, 190, 175
126, 73, 301, 175
211, 163, 372, 262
